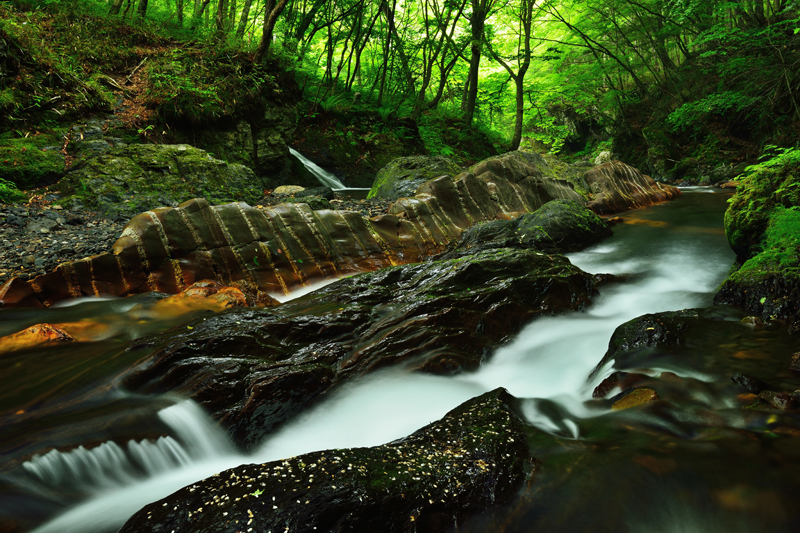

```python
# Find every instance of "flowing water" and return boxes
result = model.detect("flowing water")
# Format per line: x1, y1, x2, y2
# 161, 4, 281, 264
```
3, 189, 800, 532
288, 148, 347, 189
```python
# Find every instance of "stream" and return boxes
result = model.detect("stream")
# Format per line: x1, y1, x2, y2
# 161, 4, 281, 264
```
3, 189, 800, 532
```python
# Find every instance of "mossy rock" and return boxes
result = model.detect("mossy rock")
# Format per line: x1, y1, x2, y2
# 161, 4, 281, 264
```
0, 133, 67, 189
120, 388, 531, 533
58, 144, 267, 219
442, 199, 612, 258
368, 155, 462, 200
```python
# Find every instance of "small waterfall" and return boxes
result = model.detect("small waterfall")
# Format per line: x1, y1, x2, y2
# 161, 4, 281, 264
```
23, 400, 234, 493
289, 147, 347, 189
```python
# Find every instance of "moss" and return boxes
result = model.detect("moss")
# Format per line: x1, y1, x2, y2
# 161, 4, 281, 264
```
0, 133, 66, 188
730, 207, 800, 282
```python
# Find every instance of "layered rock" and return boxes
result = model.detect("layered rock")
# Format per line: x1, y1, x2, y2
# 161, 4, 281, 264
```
123, 248, 604, 448
585, 161, 681, 214
368, 155, 462, 200
120, 388, 532, 533
1, 152, 676, 308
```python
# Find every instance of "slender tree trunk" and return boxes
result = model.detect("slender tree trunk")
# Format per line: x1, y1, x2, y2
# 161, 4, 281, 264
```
137, 0, 149, 19
216, 0, 227, 33
176, 0, 184, 26
109, 0, 125, 16
236, 0, 255, 38
253, 0, 289, 63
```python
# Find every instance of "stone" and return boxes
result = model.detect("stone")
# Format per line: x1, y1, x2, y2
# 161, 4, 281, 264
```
592, 372, 648, 399
791, 353, 800, 372
585, 161, 681, 214
123, 248, 605, 449
731, 373, 775, 394
758, 390, 796, 410
369, 155, 462, 200
273, 185, 305, 195
611, 388, 660, 410
0, 323, 74, 353
58, 144, 267, 220
119, 388, 532, 533
25, 218, 57, 233
594, 151, 613, 165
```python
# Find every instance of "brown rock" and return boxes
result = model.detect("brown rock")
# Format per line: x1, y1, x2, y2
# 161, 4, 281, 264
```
611, 388, 661, 410
758, 390, 796, 410
790, 352, 800, 372
0, 323, 74, 353
585, 161, 681, 214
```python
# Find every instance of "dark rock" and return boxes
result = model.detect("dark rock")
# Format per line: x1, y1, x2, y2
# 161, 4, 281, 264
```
119, 388, 532, 533
791, 352, 800, 372
758, 390, 796, 410
123, 248, 603, 449
731, 373, 776, 394
438, 199, 612, 259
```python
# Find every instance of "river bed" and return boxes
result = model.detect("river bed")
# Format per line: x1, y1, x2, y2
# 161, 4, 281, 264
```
3, 189, 800, 532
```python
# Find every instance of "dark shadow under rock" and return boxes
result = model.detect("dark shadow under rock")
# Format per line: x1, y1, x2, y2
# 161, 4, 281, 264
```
119, 388, 533, 533
123, 248, 606, 450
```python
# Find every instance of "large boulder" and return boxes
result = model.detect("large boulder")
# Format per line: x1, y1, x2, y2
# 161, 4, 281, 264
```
123, 247, 605, 449
57, 144, 266, 220
369, 155, 462, 200
585, 161, 681, 214
120, 388, 532, 533
437, 199, 612, 260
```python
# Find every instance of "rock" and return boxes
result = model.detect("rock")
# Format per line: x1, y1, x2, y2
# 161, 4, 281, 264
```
592, 372, 648, 399
123, 248, 604, 449
369, 155, 462, 200
611, 388, 661, 410
5, 150, 678, 308
186, 102, 298, 177
0, 323, 74, 353
25, 218, 57, 233
758, 390, 796, 410
439, 199, 612, 258
273, 185, 305, 195
119, 388, 532, 533
719, 181, 738, 189
791, 353, 800, 372
594, 151, 613, 165
58, 144, 266, 220
731, 373, 775, 394
585, 161, 681, 214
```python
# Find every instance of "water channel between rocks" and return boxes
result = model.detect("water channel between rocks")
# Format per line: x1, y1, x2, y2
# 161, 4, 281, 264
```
3, 189, 800, 532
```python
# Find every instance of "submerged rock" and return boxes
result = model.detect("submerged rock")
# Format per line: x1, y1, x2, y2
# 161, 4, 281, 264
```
124, 248, 604, 449
119, 388, 532, 533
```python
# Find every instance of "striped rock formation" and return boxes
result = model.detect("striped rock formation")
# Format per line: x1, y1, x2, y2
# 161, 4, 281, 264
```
586, 160, 681, 215
0, 154, 678, 308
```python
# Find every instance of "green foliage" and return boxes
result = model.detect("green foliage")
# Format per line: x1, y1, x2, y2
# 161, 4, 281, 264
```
667, 92, 757, 133
725, 147, 800, 258
0, 177, 28, 204
0, 133, 66, 189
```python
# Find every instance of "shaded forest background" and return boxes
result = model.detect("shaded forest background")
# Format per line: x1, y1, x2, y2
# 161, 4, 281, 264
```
1, 0, 799, 201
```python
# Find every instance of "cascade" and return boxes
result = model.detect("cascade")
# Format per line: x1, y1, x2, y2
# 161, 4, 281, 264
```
288, 147, 347, 189
10, 190, 794, 533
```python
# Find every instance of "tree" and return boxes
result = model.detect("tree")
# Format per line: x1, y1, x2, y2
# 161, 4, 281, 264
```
254, 0, 290, 63
463, 0, 497, 124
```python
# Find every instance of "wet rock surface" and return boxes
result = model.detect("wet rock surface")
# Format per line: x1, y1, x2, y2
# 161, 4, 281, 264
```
124, 248, 605, 449
119, 388, 532, 533
436, 199, 613, 260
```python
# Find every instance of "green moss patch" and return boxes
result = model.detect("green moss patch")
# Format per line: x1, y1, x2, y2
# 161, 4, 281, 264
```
0, 133, 66, 189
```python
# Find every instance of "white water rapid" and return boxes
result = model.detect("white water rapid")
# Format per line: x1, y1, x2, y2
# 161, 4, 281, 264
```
28, 190, 735, 533
289, 147, 347, 189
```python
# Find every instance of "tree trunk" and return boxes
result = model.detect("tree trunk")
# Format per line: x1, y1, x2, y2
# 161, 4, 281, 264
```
236, 0, 254, 38
109, 0, 125, 16
253, 0, 289, 63
176, 0, 184, 26
137, 0, 149, 19
216, 0, 227, 33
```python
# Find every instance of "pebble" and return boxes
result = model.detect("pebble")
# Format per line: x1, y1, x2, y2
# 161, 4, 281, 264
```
0, 203, 125, 285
